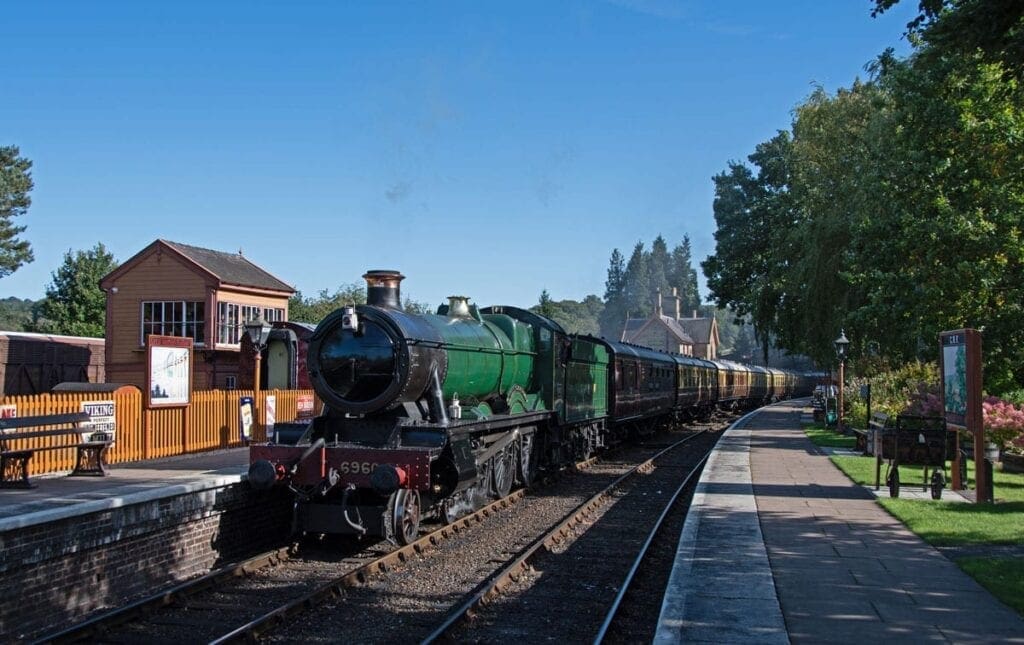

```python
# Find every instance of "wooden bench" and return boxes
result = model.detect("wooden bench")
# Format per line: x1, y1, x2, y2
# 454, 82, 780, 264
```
0, 412, 112, 489
866, 412, 891, 490
851, 411, 889, 455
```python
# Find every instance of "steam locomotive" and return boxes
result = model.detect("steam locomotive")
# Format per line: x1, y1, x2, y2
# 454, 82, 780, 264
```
248, 270, 815, 544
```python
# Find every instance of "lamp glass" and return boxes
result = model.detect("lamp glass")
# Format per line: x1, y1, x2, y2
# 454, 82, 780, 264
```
245, 316, 272, 348
834, 329, 850, 360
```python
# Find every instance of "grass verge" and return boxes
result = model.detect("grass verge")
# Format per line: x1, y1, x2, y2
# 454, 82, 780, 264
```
957, 558, 1024, 614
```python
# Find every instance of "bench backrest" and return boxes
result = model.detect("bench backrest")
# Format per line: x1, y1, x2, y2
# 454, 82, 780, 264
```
895, 414, 946, 432
0, 412, 92, 431
869, 412, 890, 429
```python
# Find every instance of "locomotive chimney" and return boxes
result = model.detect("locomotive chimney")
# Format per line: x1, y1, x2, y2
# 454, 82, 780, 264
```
447, 296, 472, 318
363, 270, 405, 309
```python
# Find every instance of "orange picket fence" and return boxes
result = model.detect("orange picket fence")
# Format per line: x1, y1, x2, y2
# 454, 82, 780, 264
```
0, 388, 319, 476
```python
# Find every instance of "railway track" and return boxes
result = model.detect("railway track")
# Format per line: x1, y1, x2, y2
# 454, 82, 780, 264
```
39, 418, 728, 644
37, 454, 606, 644
423, 429, 717, 643
264, 422, 726, 643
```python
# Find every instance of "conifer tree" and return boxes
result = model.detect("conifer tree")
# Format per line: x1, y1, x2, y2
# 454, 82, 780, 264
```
599, 248, 627, 338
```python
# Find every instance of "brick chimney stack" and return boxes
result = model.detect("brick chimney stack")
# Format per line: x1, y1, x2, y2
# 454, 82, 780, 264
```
672, 287, 681, 320
655, 289, 663, 316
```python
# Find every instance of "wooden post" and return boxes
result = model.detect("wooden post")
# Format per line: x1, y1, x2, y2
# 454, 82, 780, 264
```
951, 428, 963, 490
838, 360, 845, 431
143, 410, 151, 460
253, 350, 262, 443
966, 332, 987, 502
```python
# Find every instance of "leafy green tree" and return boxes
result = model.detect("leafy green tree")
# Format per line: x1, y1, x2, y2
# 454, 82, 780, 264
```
0, 297, 36, 331
599, 248, 627, 338
703, 131, 795, 365
402, 297, 435, 315
530, 293, 603, 335
0, 146, 35, 278
288, 283, 366, 323
35, 244, 117, 337
852, 50, 1024, 389
872, 0, 1024, 79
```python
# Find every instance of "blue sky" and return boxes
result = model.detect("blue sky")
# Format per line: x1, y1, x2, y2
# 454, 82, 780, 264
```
1, 1, 917, 310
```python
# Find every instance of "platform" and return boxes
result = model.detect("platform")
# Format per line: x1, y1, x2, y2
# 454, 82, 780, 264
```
0, 447, 292, 641
0, 447, 249, 529
656, 400, 1024, 644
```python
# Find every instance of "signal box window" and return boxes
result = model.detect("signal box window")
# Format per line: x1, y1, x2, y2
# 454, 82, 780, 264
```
218, 303, 286, 345
141, 301, 205, 345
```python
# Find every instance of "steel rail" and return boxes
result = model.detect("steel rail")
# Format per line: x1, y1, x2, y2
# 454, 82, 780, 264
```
592, 451, 710, 644
38, 546, 295, 644
419, 430, 707, 644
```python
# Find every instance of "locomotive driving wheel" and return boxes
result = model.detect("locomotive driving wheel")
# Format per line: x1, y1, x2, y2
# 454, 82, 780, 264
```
492, 445, 515, 498
388, 489, 421, 546
518, 432, 536, 486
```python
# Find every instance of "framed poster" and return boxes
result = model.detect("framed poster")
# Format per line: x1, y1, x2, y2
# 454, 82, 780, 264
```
146, 335, 193, 408
940, 332, 969, 426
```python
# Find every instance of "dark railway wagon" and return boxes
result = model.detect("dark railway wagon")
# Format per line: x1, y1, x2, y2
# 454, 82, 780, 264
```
0, 331, 105, 396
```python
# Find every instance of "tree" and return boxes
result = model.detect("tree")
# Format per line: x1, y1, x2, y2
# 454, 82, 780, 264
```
622, 242, 651, 318
530, 293, 603, 335
669, 235, 701, 314
703, 131, 796, 365
648, 235, 672, 302
0, 146, 35, 278
289, 283, 366, 323
872, 0, 1024, 79
599, 248, 627, 338
402, 297, 435, 315
0, 297, 36, 331
35, 244, 117, 337
536, 289, 555, 318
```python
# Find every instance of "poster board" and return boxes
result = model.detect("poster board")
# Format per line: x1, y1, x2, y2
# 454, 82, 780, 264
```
239, 396, 254, 441
146, 335, 193, 408
939, 328, 986, 501
81, 399, 116, 443
939, 329, 981, 430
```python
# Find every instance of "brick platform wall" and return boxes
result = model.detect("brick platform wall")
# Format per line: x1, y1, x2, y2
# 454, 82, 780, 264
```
0, 483, 293, 640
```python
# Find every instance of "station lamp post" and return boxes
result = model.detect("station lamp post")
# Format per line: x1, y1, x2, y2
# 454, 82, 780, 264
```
834, 330, 850, 431
244, 316, 273, 439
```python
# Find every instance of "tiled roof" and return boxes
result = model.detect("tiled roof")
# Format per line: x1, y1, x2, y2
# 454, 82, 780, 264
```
621, 318, 647, 341
678, 317, 713, 344
659, 315, 694, 345
163, 240, 293, 293
623, 315, 694, 345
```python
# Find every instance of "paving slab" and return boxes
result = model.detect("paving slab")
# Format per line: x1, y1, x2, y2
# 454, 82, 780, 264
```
657, 400, 1024, 644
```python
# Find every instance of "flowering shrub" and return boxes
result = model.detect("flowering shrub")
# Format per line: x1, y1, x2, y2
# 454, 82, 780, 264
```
843, 361, 939, 419
983, 397, 1024, 455
904, 381, 943, 417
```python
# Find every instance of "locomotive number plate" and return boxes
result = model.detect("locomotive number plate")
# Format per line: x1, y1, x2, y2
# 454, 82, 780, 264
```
338, 461, 375, 475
